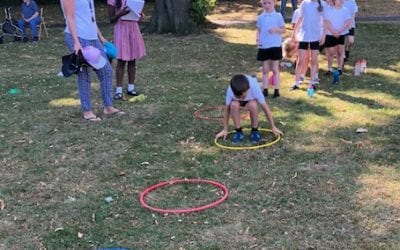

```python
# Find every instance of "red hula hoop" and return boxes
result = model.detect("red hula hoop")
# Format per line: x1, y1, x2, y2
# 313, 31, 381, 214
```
139, 179, 229, 214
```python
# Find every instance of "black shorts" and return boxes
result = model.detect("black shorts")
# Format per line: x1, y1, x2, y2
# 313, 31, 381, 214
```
239, 101, 248, 107
298, 41, 320, 50
257, 47, 283, 61
324, 35, 346, 48
347, 28, 355, 36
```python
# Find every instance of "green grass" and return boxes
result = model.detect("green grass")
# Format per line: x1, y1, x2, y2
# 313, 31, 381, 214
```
1, 8, 400, 250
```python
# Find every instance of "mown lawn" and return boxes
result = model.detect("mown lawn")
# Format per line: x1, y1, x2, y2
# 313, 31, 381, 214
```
0, 2, 400, 249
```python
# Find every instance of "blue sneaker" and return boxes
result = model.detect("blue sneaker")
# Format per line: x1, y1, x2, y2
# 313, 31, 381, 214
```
232, 131, 244, 143
250, 130, 261, 143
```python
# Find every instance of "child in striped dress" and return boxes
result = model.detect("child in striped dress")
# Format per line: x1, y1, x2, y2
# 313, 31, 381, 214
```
108, 0, 146, 100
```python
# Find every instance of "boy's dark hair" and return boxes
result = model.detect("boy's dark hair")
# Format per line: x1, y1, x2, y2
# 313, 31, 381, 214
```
230, 74, 250, 97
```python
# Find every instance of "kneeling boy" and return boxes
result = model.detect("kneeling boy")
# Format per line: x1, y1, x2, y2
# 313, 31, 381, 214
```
215, 74, 283, 143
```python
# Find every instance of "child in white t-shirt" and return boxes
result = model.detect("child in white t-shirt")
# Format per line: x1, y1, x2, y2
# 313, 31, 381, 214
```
343, 0, 358, 62
256, 0, 285, 98
323, 0, 351, 74
215, 74, 283, 143
290, 0, 326, 92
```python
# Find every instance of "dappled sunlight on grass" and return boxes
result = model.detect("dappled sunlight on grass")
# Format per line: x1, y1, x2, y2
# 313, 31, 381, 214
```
213, 28, 256, 45
296, 113, 328, 132
357, 166, 400, 208
49, 97, 80, 107
367, 67, 400, 80
355, 165, 400, 236
346, 90, 400, 109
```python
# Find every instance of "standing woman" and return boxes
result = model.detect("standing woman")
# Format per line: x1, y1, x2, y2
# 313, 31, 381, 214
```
290, 0, 326, 91
108, 0, 146, 100
60, 0, 124, 121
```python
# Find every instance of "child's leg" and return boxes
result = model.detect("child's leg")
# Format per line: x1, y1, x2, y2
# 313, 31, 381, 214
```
127, 60, 136, 86
309, 49, 320, 83
246, 100, 259, 129
261, 61, 271, 89
301, 50, 311, 79
230, 101, 242, 129
345, 32, 355, 61
325, 46, 335, 72
116, 59, 126, 91
127, 60, 139, 95
271, 60, 280, 98
292, 49, 308, 88
336, 44, 346, 71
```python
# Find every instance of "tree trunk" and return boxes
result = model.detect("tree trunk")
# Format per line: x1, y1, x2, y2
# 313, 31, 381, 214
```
146, 0, 193, 35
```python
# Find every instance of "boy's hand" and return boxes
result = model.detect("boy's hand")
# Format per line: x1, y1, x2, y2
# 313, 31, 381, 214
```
271, 126, 283, 137
215, 129, 229, 140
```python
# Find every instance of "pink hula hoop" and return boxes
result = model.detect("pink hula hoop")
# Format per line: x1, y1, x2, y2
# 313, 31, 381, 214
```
139, 179, 229, 214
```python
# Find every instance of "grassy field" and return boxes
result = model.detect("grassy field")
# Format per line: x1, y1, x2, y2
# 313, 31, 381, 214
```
1, 1, 400, 249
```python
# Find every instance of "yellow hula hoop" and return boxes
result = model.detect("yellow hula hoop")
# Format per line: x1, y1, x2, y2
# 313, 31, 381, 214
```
214, 128, 281, 150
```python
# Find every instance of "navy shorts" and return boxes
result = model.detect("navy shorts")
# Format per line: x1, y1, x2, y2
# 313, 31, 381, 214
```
298, 41, 320, 50
324, 35, 346, 48
257, 47, 283, 61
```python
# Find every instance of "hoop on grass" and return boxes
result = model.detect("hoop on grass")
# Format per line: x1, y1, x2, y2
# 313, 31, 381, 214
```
214, 128, 281, 150
139, 179, 229, 214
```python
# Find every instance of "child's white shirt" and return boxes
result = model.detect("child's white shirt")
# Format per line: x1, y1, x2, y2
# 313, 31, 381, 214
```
257, 10, 285, 49
324, 6, 351, 35
225, 76, 265, 105
343, 0, 358, 28
291, 9, 300, 25
297, 0, 327, 42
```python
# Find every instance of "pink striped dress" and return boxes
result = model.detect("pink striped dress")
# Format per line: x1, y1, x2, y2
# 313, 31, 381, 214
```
107, 0, 146, 61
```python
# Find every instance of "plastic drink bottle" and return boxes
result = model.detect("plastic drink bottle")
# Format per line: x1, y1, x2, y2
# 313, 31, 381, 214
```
332, 70, 340, 84
307, 85, 315, 97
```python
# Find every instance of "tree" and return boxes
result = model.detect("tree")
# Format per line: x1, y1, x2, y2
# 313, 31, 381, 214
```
147, 0, 193, 35
146, 0, 217, 35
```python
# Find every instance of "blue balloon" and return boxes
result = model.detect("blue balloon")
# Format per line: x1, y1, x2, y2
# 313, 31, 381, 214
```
104, 41, 118, 60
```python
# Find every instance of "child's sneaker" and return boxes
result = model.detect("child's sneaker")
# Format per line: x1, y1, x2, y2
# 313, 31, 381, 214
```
250, 130, 261, 143
114, 92, 123, 100
289, 85, 299, 91
232, 131, 244, 143
272, 89, 280, 98
127, 90, 139, 96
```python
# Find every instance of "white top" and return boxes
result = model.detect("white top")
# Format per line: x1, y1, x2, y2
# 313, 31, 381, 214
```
343, 0, 358, 28
297, 0, 327, 42
324, 6, 351, 35
226, 75, 265, 105
63, 0, 98, 40
257, 10, 285, 49
291, 9, 300, 24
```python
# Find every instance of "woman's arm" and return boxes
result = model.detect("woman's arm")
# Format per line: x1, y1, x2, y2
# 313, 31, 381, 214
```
61, 0, 82, 53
